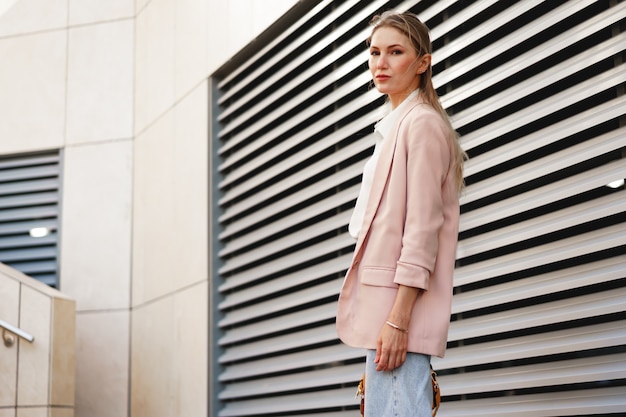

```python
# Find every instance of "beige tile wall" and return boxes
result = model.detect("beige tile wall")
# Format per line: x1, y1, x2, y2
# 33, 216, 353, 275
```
0, 0, 299, 416
0, 265, 75, 417
134, 0, 176, 135
60, 140, 133, 312
130, 295, 175, 417
48, 407, 75, 417
0, 0, 67, 37
16, 409, 47, 417
0, 277, 20, 407
49, 409, 74, 417
68, 0, 134, 26
0, 30, 66, 154
132, 81, 208, 306
174, 0, 208, 101
74, 312, 129, 417
50, 299, 76, 407
15, 408, 73, 417
130, 76, 208, 417
173, 282, 209, 417
17, 286, 51, 406
130, 282, 208, 417
0, 408, 16, 417
66, 20, 134, 144
0, 1, 134, 415
206, 0, 301, 74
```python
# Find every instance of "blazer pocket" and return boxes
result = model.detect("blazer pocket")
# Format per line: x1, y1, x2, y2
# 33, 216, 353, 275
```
360, 266, 398, 288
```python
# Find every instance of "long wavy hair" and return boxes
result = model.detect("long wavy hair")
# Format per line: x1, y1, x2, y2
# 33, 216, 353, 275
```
369, 11, 466, 190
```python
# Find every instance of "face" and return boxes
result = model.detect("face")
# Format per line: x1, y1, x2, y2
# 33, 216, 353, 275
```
368, 26, 430, 108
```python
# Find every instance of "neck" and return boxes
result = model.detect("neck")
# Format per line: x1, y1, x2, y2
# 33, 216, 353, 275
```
389, 88, 419, 109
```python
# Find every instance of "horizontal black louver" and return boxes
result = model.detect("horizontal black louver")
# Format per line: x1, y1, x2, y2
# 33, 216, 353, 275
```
212, 0, 626, 415
0, 151, 61, 287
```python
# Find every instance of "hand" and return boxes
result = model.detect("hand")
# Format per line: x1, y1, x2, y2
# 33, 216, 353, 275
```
374, 322, 408, 371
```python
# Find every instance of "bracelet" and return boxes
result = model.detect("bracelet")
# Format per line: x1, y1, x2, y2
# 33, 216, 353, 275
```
385, 320, 409, 334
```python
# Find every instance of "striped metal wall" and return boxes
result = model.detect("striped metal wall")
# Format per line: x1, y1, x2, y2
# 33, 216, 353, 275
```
0, 151, 61, 288
211, 0, 626, 415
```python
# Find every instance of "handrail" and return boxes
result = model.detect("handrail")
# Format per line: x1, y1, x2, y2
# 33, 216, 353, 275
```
0, 319, 34, 347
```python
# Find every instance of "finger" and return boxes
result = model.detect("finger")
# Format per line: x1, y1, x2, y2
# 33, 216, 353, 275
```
376, 348, 388, 371
376, 356, 386, 371
375, 338, 382, 364
389, 352, 401, 370
389, 347, 407, 370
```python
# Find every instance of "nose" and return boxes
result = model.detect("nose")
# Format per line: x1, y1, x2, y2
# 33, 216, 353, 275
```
377, 53, 388, 69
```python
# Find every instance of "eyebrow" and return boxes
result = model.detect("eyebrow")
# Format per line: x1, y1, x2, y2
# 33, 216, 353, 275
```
369, 44, 405, 49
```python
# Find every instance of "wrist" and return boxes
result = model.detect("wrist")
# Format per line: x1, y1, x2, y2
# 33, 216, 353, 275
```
385, 320, 409, 334
386, 312, 411, 328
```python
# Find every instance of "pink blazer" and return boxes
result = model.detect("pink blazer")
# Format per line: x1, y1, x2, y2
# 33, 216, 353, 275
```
336, 94, 460, 358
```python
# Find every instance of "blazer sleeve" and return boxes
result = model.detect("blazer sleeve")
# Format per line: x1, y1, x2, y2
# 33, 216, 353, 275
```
393, 108, 451, 289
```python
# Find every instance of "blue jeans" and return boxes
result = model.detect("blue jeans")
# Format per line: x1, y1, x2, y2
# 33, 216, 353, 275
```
364, 350, 432, 417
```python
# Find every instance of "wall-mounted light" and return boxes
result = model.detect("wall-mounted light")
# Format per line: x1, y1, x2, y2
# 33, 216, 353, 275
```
606, 179, 625, 189
29, 227, 50, 238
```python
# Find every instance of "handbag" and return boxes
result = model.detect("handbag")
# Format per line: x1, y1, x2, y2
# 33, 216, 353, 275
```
356, 365, 441, 416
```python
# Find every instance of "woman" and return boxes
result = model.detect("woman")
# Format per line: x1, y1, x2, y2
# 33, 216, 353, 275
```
336, 11, 465, 416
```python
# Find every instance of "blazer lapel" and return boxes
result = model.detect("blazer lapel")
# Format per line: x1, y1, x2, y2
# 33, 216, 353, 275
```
352, 95, 423, 257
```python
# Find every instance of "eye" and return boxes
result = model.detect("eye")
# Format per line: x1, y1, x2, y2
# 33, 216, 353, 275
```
370, 50, 380, 56
391, 49, 403, 55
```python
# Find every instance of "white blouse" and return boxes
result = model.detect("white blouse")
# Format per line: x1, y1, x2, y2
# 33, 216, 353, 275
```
348, 90, 419, 239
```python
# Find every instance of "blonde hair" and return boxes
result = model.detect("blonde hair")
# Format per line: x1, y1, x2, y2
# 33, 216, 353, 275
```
369, 11, 466, 190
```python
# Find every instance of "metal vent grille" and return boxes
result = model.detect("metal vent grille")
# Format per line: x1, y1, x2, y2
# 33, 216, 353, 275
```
0, 151, 61, 287
211, 0, 626, 415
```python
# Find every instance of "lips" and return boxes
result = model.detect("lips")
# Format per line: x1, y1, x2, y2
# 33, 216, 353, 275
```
376, 74, 390, 81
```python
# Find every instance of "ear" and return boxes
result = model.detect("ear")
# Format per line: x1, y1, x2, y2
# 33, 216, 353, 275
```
416, 54, 431, 74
